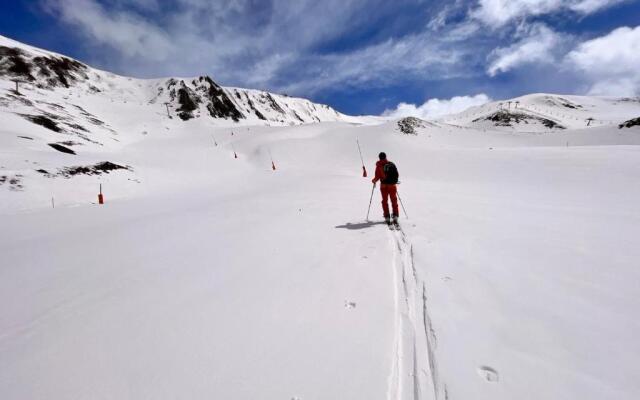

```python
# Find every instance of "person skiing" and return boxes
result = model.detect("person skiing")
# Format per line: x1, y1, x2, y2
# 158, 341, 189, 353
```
371, 152, 399, 224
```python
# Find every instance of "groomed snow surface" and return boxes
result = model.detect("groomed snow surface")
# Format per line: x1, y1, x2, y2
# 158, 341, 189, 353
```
2, 113, 640, 399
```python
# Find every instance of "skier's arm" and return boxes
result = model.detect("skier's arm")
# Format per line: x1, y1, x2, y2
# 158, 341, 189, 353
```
372, 163, 383, 184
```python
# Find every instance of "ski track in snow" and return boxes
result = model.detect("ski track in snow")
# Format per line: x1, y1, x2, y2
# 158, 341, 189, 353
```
387, 225, 447, 400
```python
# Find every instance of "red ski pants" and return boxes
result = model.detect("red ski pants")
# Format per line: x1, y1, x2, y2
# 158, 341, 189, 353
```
380, 184, 399, 217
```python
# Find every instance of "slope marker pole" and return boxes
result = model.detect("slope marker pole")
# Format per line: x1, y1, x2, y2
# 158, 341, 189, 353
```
356, 139, 367, 177
98, 183, 104, 205
268, 149, 276, 170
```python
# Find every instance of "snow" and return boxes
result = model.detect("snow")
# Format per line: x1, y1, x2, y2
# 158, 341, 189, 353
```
2, 36, 640, 399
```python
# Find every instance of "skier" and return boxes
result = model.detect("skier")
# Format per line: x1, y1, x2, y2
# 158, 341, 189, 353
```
371, 152, 399, 224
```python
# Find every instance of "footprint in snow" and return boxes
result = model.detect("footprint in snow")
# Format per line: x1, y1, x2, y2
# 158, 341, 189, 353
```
477, 366, 499, 383
344, 301, 356, 309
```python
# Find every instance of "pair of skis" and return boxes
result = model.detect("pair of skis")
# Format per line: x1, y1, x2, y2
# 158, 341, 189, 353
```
386, 218, 401, 231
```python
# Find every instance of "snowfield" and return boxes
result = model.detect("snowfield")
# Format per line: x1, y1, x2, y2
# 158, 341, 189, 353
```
1, 36, 640, 399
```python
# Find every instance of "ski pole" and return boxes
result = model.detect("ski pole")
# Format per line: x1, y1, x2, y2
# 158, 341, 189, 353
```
397, 190, 408, 219
366, 183, 375, 221
356, 139, 367, 177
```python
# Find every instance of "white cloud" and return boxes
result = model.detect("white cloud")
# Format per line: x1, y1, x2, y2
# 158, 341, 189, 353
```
277, 31, 475, 95
472, 0, 626, 27
383, 94, 491, 119
43, 0, 173, 60
568, 0, 625, 13
487, 24, 564, 76
565, 25, 640, 96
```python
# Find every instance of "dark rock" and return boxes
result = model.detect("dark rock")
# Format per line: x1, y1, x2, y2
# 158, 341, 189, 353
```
0, 46, 88, 88
32, 55, 87, 87
58, 161, 131, 178
619, 117, 640, 129
48, 143, 76, 154
199, 76, 243, 121
264, 93, 286, 115
0, 46, 33, 78
397, 117, 426, 135
246, 96, 266, 120
474, 111, 565, 129
177, 85, 198, 120
22, 114, 63, 132
0, 174, 24, 191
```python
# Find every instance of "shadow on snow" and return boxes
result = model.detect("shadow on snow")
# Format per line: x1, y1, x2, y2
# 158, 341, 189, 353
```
334, 221, 387, 230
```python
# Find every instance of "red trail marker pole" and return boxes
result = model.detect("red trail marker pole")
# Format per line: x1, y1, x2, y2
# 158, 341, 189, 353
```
356, 139, 367, 177
98, 183, 104, 205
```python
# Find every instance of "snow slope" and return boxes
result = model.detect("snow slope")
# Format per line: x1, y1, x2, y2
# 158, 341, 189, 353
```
2, 36, 640, 400
438, 93, 640, 132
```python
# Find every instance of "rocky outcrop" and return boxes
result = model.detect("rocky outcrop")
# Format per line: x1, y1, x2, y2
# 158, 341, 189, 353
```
474, 111, 565, 129
397, 117, 426, 135
619, 117, 640, 129
0, 46, 89, 88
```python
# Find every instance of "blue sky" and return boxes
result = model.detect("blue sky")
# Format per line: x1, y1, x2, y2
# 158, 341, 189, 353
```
1, 0, 639, 116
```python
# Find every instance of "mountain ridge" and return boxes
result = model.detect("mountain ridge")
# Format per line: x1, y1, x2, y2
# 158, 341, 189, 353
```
0, 34, 353, 127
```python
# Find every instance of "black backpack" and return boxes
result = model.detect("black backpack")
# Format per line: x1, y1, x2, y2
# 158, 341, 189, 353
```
382, 162, 399, 184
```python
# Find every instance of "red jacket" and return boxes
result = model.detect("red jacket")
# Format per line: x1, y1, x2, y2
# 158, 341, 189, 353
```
372, 159, 392, 184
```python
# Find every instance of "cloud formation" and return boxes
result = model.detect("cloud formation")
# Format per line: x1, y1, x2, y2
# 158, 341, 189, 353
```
42, 0, 172, 60
472, 0, 626, 27
565, 25, 640, 96
487, 24, 565, 76
383, 94, 491, 119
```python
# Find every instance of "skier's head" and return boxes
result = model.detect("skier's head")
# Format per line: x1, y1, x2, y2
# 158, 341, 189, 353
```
378, 152, 387, 160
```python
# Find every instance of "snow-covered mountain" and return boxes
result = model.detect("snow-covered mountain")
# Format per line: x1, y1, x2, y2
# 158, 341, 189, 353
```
435, 93, 640, 132
0, 34, 351, 129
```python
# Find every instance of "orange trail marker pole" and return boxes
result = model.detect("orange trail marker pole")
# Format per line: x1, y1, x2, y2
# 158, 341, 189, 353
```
232, 144, 238, 159
356, 139, 367, 177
